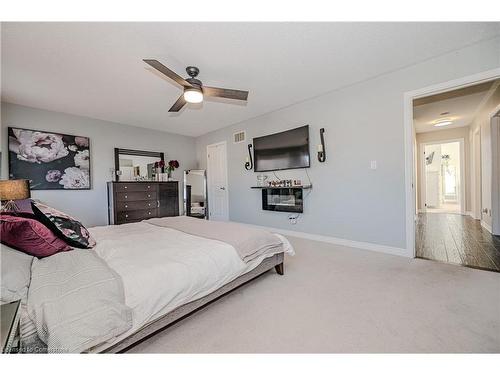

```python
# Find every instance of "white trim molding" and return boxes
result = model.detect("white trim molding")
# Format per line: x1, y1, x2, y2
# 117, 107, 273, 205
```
490, 105, 500, 235
243, 223, 409, 258
481, 220, 492, 234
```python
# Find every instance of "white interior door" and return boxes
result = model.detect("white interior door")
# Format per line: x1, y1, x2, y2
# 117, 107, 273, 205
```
207, 142, 229, 221
473, 130, 482, 219
492, 115, 500, 234
423, 144, 442, 209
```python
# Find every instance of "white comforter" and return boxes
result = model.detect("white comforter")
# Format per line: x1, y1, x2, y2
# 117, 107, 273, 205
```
89, 221, 294, 351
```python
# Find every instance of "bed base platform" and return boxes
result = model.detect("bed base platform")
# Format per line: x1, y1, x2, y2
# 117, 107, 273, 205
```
99, 252, 284, 353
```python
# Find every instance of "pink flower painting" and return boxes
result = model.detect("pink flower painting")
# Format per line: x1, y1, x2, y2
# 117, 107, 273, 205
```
8, 127, 91, 190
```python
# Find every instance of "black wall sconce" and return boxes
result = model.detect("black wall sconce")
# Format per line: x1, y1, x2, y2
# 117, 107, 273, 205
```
317, 128, 326, 162
245, 144, 254, 170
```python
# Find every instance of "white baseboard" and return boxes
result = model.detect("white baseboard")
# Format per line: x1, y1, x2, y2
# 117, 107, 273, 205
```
241, 222, 410, 258
465, 211, 473, 217
481, 220, 492, 233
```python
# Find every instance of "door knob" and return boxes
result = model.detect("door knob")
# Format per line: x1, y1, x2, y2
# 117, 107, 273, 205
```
220, 187, 226, 190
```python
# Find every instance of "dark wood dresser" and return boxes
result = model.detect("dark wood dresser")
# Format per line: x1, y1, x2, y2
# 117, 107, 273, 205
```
107, 181, 179, 225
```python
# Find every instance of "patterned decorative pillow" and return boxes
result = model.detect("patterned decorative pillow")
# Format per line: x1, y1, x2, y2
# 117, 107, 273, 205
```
31, 201, 96, 249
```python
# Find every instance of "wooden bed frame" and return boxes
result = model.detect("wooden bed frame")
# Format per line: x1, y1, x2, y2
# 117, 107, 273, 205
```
98, 253, 284, 353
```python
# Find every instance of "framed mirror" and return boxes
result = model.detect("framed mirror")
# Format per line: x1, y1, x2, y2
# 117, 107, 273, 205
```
114, 148, 164, 182
184, 169, 208, 219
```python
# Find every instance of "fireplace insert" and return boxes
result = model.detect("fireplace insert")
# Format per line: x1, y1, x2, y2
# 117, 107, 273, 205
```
262, 187, 303, 213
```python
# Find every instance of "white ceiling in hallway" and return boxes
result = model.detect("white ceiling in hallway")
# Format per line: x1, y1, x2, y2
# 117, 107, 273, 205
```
413, 80, 499, 133
2, 22, 500, 137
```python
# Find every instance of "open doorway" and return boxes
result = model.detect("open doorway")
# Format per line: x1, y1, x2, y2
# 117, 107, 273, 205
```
421, 140, 463, 214
412, 77, 500, 272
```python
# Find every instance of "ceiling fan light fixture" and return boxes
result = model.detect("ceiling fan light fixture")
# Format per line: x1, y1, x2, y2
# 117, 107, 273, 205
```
183, 88, 203, 104
143, 60, 248, 112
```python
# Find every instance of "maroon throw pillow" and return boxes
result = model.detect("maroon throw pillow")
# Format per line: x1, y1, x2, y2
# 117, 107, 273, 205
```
0, 214, 72, 258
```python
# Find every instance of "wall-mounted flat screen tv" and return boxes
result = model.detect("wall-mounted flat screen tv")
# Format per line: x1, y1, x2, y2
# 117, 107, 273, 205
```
253, 125, 310, 172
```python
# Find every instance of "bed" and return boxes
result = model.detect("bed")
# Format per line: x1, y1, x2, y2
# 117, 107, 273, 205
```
11, 216, 294, 353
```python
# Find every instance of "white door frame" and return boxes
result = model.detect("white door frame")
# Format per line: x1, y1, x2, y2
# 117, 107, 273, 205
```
490, 104, 500, 235
206, 141, 229, 221
404, 68, 500, 258
419, 138, 465, 215
471, 127, 482, 220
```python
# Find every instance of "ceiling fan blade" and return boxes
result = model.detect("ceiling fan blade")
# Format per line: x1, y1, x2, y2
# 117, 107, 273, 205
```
168, 95, 187, 112
203, 86, 249, 101
143, 59, 192, 87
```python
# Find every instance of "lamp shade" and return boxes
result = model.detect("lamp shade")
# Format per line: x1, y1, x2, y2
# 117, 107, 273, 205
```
0, 179, 31, 201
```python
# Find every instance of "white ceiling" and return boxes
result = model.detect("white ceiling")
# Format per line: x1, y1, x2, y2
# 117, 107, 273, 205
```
413, 83, 497, 133
2, 22, 500, 137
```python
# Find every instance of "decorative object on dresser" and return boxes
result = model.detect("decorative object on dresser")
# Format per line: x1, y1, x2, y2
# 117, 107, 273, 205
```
107, 181, 179, 225
153, 160, 166, 181
8, 127, 91, 190
0, 179, 31, 212
166, 160, 180, 181
114, 148, 164, 182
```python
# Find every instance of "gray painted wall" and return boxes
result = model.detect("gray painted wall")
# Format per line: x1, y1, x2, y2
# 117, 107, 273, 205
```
470, 83, 500, 228
2, 37, 499, 249
196, 37, 500, 249
1, 102, 197, 227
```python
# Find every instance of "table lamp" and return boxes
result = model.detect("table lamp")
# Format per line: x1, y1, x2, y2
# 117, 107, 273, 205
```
0, 179, 31, 212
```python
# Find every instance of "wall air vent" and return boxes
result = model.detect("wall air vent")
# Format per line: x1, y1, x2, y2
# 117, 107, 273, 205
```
233, 131, 246, 144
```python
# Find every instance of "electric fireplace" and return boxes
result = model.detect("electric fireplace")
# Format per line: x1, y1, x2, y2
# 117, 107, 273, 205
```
262, 187, 303, 213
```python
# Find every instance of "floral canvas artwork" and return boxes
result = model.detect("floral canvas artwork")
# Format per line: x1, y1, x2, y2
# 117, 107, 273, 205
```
8, 127, 91, 190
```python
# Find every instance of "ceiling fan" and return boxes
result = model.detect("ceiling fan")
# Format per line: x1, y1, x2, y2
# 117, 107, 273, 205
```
143, 59, 249, 112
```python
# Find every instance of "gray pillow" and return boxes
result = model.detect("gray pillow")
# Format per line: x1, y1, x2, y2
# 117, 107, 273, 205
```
1, 244, 33, 303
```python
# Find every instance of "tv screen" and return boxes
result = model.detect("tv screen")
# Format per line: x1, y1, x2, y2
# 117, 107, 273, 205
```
253, 125, 310, 172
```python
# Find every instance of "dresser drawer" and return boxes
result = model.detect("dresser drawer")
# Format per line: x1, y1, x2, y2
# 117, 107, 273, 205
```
116, 191, 157, 202
114, 183, 157, 192
117, 208, 158, 222
116, 200, 158, 211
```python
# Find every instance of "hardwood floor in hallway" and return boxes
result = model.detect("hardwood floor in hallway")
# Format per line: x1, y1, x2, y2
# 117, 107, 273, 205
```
416, 213, 500, 272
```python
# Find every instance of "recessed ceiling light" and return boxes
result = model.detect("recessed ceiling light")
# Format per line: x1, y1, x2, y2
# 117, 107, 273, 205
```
434, 120, 453, 127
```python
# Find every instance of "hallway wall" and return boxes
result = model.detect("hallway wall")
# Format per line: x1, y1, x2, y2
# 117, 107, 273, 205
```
469, 83, 500, 230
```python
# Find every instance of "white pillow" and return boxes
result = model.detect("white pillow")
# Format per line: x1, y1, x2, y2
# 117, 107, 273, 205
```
1, 244, 33, 303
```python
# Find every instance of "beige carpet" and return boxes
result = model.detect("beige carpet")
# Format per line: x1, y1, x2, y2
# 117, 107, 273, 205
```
128, 236, 500, 353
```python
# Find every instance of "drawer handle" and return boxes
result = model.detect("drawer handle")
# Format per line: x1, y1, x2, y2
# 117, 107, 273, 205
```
125, 205, 128, 208
148, 212, 151, 215
125, 214, 129, 218
148, 203, 151, 207
148, 194, 151, 198
147, 185, 151, 189
125, 195, 128, 199
124, 186, 128, 189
